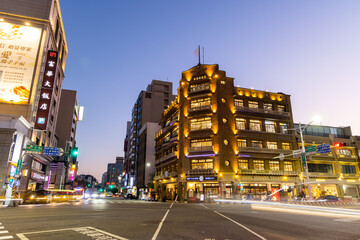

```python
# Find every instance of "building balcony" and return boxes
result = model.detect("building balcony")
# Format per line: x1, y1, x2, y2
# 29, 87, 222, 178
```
188, 168, 215, 175
238, 169, 298, 176
188, 84, 211, 94
238, 146, 292, 154
336, 154, 356, 159
188, 105, 212, 113
342, 173, 360, 178
235, 106, 290, 117
159, 152, 177, 163
188, 146, 213, 153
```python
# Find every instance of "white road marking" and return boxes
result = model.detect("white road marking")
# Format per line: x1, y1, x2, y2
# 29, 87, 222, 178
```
0, 231, 9, 234
0, 227, 4, 229
334, 218, 359, 223
151, 210, 170, 240
201, 204, 209, 209
170, 202, 174, 208
214, 211, 267, 240
0, 236, 14, 240
16, 226, 128, 240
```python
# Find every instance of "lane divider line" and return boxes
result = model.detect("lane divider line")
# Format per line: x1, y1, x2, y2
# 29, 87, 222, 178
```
151, 210, 170, 240
214, 211, 267, 240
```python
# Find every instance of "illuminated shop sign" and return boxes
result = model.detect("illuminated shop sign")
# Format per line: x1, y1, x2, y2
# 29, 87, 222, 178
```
186, 176, 217, 181
34, 50, 58, 130
0, 22, 42, 104
31, 172, 45, 181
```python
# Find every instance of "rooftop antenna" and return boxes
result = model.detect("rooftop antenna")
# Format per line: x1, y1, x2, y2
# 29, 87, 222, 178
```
202, 46, 204, 64
198, 45, 201, 65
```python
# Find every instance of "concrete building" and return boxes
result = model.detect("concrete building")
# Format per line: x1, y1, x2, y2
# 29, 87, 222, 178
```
155, 63, 298, 203
106, 157, 124, 189
294, 124, 360, 199
0, 0, 69, 194
123, 80, 175, 195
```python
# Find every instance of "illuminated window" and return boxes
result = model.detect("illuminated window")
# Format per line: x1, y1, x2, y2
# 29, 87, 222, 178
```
252, 140, 263, 148
249, 120, 261, 131
189, 83, 210, 92
282, 143, 291, 150
190, 97, 211, 108
269, 161, 280, 170
280, 123, 288, 134
237, 139, 247, 147
223, 139, 228, 145
190, 138, 212, 148
234, 99, 243, 107
220, 80, 226, 85
337, 149, 352, 156
164, 133, 170, 143
172, 127, 179, 137
191, 159, 213, 169
284, 161, 293, 171
221, 98, 226, 103
263, 103, 273, 110
190, 117, 211, 131
248, 101, 258, 108
239, 160, 249, 170
235, 118, 246, 130
267, 142, 277, 149
265, 121, 276, 133
253, 160, 265, 170
278, 105, 285, 112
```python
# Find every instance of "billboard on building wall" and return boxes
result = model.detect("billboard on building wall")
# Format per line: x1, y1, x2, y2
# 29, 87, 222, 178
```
0, 22, 42, 104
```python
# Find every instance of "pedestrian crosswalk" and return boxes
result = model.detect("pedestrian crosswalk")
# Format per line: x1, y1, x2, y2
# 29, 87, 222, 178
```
0, 223, 13, 239
82, 199, 157, 205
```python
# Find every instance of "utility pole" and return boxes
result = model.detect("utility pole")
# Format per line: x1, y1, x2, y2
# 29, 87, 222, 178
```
298, 122, 313, 201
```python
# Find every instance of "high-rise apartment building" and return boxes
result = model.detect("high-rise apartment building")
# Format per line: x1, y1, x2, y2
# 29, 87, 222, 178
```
105, 157, 124, 189
155, 63, 298, 202
0, 0, 69, 194
123, 80, 175, 195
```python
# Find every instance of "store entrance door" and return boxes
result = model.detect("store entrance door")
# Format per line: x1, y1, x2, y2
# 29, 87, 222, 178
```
204, 187, 219, 203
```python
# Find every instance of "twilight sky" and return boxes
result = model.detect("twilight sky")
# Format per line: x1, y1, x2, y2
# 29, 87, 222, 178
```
60, 0, 360, 180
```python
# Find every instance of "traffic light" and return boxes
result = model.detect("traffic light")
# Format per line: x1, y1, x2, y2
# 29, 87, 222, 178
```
87, 184, 91, 187
70, 147, 79, 157
334, 142, 343, 148
109, 185, 114, 189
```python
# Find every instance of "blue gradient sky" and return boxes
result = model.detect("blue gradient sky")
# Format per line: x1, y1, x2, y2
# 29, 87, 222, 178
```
60, 0, 360, 180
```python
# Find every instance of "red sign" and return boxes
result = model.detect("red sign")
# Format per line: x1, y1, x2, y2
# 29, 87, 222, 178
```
35, 50, 58, 130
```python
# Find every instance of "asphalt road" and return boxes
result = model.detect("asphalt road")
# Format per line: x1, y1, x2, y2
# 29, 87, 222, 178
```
0, 198, 360, 240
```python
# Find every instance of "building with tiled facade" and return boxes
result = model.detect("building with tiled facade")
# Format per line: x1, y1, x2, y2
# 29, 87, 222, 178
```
155, 63, 305, 203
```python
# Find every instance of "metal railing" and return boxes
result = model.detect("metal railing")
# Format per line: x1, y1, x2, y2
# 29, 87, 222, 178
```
188, 105, 211, 113
238, 169, 298, 175
159, 152, 177, 162
188, 146, 213, 152
188, 169, 214, 175
235, 106, 290, 117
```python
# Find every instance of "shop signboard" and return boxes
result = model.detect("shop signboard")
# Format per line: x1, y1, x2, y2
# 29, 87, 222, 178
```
0, 21, 42, 104
25, 144, 43, 153
34, 50, 58, 130
186, 176, 217, 181
31, 172, 45, 181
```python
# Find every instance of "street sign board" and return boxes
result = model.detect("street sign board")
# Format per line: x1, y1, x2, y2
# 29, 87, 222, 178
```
305, 146, 317, 153
301, 153, 307, 167
26, 145, 43, 153
317, 144, 331, 154
43, 147, 61, 156
15, 159, 22, 175
293, 149, 303, 157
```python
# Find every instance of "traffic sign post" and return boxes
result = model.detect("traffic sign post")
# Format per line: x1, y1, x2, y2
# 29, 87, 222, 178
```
25, 145, 43, 153
301, 153, 307, 168
15, 159, 22, 175
305, 145, 317, 153
292, 149, 302, 158
43, 147, 61, 156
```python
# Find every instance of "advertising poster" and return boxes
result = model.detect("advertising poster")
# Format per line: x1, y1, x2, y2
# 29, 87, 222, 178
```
0, 22, 42, 104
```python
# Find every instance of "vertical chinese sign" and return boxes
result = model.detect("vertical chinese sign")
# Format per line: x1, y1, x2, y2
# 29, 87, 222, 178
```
34, 50, 58, 130
0, 22, 42, 104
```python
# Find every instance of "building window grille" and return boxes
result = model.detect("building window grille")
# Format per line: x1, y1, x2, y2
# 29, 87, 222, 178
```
284, 161, 293, 171
190, 97, 211, 108
237, 139, 247, 147
249, 120, 261, 131
234, 99, 243, 107
239, 160, 249, 170
248, 101, 258, 108
267, 142, 277, 149
282, 143, 291, 150
265, 121, 276, 133
235, 118, 246, 130
252, 140, 263, 148
190, 117, 211, 131
191, 159, 213, 169
263, 103, 273, 110
337, 149, 352, 156
269, 161, 280, 170
253, 160, 265, 170
340, 165, 356, 174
